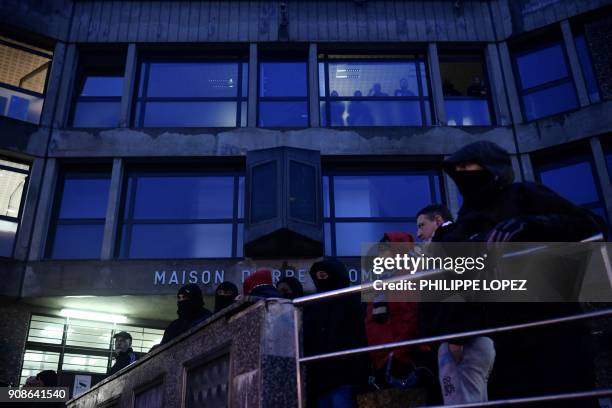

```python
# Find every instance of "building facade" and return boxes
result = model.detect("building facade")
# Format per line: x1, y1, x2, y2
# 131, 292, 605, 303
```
0, 0, 611, 393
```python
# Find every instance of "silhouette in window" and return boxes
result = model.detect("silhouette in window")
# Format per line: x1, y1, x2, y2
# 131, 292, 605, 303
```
394, 78, 415, 96
347, 90, 374, 126
466, 76, 487, 98
368, 83, 388, 97
443, 79, 462, 96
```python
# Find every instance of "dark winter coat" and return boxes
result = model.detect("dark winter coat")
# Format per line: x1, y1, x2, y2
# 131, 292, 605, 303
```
160, 308, 212, 345
303, 259, 369, 398
109, 348, 138, 376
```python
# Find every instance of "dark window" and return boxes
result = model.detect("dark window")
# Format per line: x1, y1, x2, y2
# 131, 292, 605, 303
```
135, 60, 248, 127
318, 55, 431, 126
0, 158, 29, 257
323, 171, 443, 256
0, 36, 52, 124
440, 53, 493, 126
513, 41, 578, 121
119, 171, 244, 259
534, 154, 607, 222
47, 171, 111, 259
574, 33, 601, 104
258, 61, 308, 127
72, 75, 123, 127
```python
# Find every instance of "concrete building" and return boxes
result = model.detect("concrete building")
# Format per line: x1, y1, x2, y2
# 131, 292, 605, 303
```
0, 0, 611, 398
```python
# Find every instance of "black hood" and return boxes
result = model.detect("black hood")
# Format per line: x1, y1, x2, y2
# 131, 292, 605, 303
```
444, 141, 514, 188
309, 258, 351, 292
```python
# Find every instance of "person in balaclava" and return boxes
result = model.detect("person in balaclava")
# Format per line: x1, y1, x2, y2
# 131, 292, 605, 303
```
161, 283, 212, 345
109, 331, 138, 376
428, 141, 606, 407
276, 276, 304, 300
214, 281, 239, 313
243, 269, 280, 298
303, 258, 369, 407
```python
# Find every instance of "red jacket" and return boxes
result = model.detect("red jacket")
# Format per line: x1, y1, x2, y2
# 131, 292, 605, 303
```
365, 231, 419, 370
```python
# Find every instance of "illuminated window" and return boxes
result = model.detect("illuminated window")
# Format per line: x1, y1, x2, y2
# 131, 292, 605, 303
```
258, 61, 308, 127
0, 158, 29, 257
0, 36, 51, 124
319, 55, 431, 126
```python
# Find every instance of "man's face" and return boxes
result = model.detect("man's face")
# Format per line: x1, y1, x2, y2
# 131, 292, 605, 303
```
177, 293, 190, 302
277, 282, 293, 298
455, 162, 484, 172
216, 289, 234, 297
315, 270, 329, 280
417, 214, 443, 242
114, 337, 130, 353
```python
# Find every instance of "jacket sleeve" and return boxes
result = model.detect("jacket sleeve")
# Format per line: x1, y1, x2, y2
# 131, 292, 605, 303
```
518, 183, 607, 242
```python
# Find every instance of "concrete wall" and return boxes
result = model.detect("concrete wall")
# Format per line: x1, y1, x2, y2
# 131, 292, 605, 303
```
0, 302, 30, 386
66, 299, 298, 408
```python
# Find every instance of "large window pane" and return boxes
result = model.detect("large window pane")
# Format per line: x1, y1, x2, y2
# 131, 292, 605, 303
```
539, 161, 599, 206
126, 175, 234, 220
125, 224, 233, 258
322, 100, 426, 126
523, 82, 578, 121
335, 222, 416, 256
259, 62, 307, 97
259, 101, 308, 127
0, 219, 17, 256
515, 44, 569, 90
140, 101, 237, 127
50, 224, 105, 259
445, 99, 491, 126
62, 353, 109, 374
0, 164, 27, 217
289, 161, 316, 223
27, 315, 64, 344
80, 76, 123, 97
66, 319, 113, 349
20, 350, 60, 385
333, 175, 432, 217
73, 101, 121, 127
144, 63, 239, 98
251, 162, 277, 223
58, 177, 110, 219
327, 61, 421, 97
0, 87, 44, 123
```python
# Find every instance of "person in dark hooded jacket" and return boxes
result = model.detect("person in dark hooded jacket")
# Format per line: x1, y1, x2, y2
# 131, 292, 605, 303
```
243, 269, 281, 298
427, 141, 606, 406
276, 276, 304, 300
214, 281, 239, 313
303, 258, 369, 408
161, 283, 212, 345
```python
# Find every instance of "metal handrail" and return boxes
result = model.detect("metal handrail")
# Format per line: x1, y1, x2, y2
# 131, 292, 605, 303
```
292, 234, 610, 407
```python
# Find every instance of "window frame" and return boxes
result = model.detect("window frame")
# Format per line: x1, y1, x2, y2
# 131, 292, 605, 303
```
69, 68, 125, 128
133, 55, 248, 128
511, 39, 580, 122
438, 51, 496, 126
0, 158, 30, 258
573, 30, 602, 104
116, 167, 245, 259
257, 58, 310, 128
322, 167, 445, 257
45, 168, 112, 260
318, 54, 433, 127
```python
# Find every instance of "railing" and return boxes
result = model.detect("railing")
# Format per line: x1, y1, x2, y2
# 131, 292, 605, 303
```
292, 234, 612, 407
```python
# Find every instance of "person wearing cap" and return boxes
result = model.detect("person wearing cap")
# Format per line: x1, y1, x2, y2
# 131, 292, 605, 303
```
243, 269, 280, 298
160, 283, 212, 345
109, 331, 138, 376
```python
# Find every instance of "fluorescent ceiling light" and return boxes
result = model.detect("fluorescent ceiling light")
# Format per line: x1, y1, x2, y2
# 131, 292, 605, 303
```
60, 309, 127, 324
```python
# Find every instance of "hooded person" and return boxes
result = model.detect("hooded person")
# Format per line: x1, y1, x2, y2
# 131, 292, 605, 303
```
214, 281, 239, 313
276, 276, 304, 300
429, 141, 606, 406
160, 283, 212, 345
303, 258, 369, 407
243, 269, 280, 298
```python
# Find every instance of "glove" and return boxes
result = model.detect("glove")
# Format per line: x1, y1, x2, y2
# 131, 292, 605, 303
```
486, 217, 534, 243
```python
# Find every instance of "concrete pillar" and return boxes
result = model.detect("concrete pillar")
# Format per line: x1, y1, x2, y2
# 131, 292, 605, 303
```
119, 44, 138, 128
561, 20, 590, 108
496, 42, 524, 124
51, 44, 78, 128
510, 155, 524, 182
443, 171, 460, 219
308, 43, 319, 127
27, 158, 58, 261
485, 43, 512, 126
247, 43, 258, 127
427, 43, 446, 125
39, 42, 66, 128
13, 158, 46, 261
589, 137, 612, 222
101, 159, 124, 260
519, 153, 536, 182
